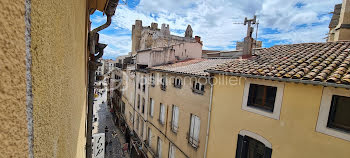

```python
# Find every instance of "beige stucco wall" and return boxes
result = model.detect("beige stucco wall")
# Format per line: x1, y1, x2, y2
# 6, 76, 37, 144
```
206, 75, 350, 158
147, 71, 210, 158
0, 0, 29, 157
31, 0, 88, 157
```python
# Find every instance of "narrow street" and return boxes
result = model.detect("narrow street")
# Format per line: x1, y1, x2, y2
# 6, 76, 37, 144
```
93, 80, 130, 158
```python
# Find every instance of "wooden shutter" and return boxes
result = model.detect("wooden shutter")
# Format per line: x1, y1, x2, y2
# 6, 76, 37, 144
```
235, 134, 244, 158
264, 147, 272, 158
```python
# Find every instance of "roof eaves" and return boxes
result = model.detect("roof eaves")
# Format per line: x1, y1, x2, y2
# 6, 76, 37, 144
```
206, 70, 350, 89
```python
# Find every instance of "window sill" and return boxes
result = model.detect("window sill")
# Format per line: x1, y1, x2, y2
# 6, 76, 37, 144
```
192, 88, 204, 95
174, 84, 182, 89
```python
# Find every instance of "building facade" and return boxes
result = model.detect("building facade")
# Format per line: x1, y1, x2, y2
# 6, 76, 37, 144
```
206, 42, 350, 158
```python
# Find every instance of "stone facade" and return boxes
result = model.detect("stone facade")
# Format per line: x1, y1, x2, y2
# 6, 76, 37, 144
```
328, 0, 350, 42
131, 20, 196, 55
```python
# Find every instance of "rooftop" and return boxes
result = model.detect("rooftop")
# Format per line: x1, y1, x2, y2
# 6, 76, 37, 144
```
148, 58, 235, 76
208, 41, 350, 87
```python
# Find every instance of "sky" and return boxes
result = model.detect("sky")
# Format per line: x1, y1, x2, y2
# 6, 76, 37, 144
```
90, 0, 342, 59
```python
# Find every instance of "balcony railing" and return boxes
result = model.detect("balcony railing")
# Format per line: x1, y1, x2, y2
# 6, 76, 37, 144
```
187, 133, 199, 149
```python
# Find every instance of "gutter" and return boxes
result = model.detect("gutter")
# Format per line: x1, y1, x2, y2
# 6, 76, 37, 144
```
206, 70, 350, 89
203, 79, 213, 158
86, 1, 119, 158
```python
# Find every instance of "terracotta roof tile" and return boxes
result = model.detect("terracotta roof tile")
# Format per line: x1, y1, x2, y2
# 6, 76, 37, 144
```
209, 42, 350, 85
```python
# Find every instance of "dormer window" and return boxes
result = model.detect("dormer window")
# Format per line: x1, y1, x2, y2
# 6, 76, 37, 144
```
174, 78, 182, 88
192, 81, 204, 95
151, 73, 155, 87
161, 76, 166, 91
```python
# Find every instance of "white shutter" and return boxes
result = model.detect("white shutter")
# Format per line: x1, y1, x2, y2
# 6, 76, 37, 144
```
160, 104, 165, 124
172, 106, 179, 131
194, 116, 200, 142
190, 115, 200, 147
169, 143, 175, 158
148, 128, 152, 146
150, 99, 154, 117
157, 137, 162, 158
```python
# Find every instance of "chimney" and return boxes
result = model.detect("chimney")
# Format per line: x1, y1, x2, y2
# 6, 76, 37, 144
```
334, 0, 350, 41
242, 16, 256, 59
195, 36, 202, 45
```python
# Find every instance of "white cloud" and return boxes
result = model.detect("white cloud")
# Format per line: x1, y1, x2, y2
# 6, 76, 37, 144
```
92, 0, 342, 59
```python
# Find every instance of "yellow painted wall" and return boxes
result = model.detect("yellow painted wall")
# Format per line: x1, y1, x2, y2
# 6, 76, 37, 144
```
207, 75, 350, 158
31, 0, 88, 157
147, 72, 210, 158
0, 0, 28, 157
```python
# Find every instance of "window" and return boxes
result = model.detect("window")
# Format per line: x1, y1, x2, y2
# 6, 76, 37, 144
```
157, 137, 162, 158
142, 76, 146, 92
142, 98, 145, 114
129, 112, 133, 123
316, 87, 350, 141
247, 84, 277, 112
121, 101, 125, 115
136, 115, 139, 131
151, 73, 155, 86
171, 105, 179, 133
188, 114, 200, 148
173, 78, 182, 88
150, 98, 154, 117
141, 120, 144, 138
168, 143, 175, 158
327, 95, 350, 132
161, 76, 166, 91
235, 134, 272, 158
148, 128, 152, 146
159, 103, 165, 125
137, 94, 140, 109
242, 79, 284, 120
192, 81, 205, 95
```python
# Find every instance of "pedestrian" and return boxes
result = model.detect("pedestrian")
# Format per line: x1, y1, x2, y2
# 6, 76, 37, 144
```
122, 143, 128, 156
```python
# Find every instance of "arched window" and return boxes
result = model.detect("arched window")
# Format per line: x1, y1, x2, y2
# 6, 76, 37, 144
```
236, 130, 272, 158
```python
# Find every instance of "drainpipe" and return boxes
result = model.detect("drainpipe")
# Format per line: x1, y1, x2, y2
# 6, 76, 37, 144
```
86, 1, 119, 158
204, 78, 213, 158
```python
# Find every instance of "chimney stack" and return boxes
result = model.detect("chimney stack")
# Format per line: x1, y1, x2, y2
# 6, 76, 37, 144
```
195, 36, 202, 45
242, 16, 256, 59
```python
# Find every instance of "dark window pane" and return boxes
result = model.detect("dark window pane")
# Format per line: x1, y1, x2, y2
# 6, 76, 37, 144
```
327, 95, 350, 132
241, 136, 269, 158
247, 84, 277, 112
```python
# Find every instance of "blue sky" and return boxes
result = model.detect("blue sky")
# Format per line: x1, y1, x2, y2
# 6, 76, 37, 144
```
90, 0, 342, 59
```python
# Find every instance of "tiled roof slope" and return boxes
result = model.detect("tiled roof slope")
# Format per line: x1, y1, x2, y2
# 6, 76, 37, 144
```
209, 42, 350, 85
149, 59, 235, 76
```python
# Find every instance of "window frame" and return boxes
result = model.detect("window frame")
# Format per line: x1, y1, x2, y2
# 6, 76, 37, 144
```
159, 103, 165, 125
188, 114, 200, 148
242, 79, 284, 120
157, 137, 162, 158
149, 98, 154, 117
171, 105, 179, 133
236, 130, 272, 158
316, 87, 350, 142
173, 77, 182, 89
168, 142, 176, 158
161, 76, 167, 91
